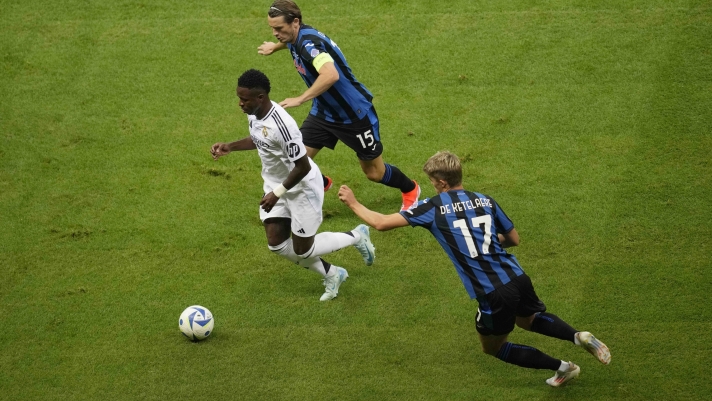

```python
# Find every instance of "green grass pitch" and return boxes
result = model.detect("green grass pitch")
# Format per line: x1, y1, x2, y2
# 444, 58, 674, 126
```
1, 0, 711, 400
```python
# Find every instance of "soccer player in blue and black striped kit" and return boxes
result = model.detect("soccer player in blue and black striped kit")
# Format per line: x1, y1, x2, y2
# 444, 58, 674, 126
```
338, 151, 612, 387
257, 0, 421, 212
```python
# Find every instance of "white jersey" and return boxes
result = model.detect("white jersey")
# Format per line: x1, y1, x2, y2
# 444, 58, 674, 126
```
248, 101, 316, 184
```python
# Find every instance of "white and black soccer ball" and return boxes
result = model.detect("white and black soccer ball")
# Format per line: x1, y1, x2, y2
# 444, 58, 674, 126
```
178, 305, 214, 341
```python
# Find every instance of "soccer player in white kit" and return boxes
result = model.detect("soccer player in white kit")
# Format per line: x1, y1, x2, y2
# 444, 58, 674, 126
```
211, 69, 375, 301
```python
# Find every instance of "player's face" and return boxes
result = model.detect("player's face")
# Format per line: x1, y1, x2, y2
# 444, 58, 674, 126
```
268, 16, 300, 44
236, 87, 262, 116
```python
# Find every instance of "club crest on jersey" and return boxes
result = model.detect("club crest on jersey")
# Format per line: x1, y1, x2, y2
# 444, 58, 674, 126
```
310, 48, 320, 58
294, 58, 306, 75
262, 127, 268, 137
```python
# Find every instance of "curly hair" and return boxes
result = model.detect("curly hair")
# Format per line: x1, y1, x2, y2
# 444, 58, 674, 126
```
237, 69, 271, 94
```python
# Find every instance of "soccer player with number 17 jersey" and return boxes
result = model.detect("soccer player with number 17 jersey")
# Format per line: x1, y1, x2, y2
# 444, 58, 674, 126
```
257, 0, 421, 212
338, 151, 612, 387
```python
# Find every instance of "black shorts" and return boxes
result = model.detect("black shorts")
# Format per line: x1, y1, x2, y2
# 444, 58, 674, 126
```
475, 273, 547, 336
300, 109, 383, 161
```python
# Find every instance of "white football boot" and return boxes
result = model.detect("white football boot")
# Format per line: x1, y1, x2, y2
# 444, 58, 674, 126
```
546, 362, 580, 387
577, 331, 611, 365
352, 224, 375, 266
320, 266, 348, 301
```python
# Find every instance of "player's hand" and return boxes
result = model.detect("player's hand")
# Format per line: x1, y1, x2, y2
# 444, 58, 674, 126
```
257, 41, 278, 56
278, 97, 304, 109
260, 192, 279, 213
338, 185, 357, 207
210, 143, 230, 160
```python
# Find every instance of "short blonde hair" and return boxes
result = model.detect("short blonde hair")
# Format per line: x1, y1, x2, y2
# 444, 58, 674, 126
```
423, 151, 462, 187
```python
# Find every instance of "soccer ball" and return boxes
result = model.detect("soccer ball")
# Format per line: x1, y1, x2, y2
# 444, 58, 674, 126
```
178, 305, 214, 341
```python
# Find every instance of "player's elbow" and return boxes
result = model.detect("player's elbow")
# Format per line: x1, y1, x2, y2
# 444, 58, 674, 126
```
503, 228, 520, 247
326, 74, 339, 87
372, 222, 390, 232
299, 162, 312, 176
323, 67, 339, 85
372, 219, 398, 232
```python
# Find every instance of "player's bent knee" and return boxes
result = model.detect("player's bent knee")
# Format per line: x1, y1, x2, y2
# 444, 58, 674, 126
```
268, 240, 300, 264
515, 314, 537, 331
478, 333, 509, 356
365, 170, 383, 182
293, 242, 316, 260
268, 242, 285, 253
295, 250, 313, 260
481, 344, 500, 356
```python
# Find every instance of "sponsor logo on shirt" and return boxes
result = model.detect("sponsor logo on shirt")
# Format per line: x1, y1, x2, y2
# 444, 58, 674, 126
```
287, 143, 301, 158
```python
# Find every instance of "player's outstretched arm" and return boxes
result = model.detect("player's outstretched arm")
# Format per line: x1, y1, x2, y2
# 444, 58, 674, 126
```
257, 41, 286, 56
279, 62, 340, 109
210, 137, 256, 160
338, 185, 409, 231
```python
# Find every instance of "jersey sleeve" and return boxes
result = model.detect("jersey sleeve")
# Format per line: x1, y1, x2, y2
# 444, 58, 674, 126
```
490, 196, 515, 234
399, 198, 436, 228
270, 118, 307, 163
298, 38, 321, 63
283, 137, 307, 162
299, 38, 334, 70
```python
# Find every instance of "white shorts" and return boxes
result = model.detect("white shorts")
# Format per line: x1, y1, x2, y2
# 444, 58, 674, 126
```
259, 170, 324, 238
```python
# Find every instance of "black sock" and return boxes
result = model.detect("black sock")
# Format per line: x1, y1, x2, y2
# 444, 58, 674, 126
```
379, 163, 415, 193
529, 312, 577, 343
496, 342, 561, 370
320, 259, 331, 275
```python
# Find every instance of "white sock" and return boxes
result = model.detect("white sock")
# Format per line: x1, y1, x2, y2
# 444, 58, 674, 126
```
299, 232, 358, 259
574, 332, 581, 345
269, 239, 332, 277
268, 239, 300, 264
298, 257, 331, 277
558, 361, 570, 372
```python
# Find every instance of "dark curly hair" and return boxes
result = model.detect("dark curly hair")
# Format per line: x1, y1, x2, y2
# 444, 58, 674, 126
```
237, 69, 271, 94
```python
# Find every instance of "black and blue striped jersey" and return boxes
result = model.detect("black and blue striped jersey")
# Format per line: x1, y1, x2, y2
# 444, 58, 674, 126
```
400, 190, 525, 299
287, 25, 373, 124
